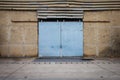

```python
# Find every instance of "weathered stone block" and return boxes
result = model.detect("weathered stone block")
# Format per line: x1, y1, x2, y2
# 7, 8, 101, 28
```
99, 45, 112, 57
0, 11, 11, 26
84, 45, 96, 56
24, 45, 37, 57
84, 23, 96, 45
84, 11, 110, 21
9, 26, 24, 44
110, 11, 120, 26
98, 26, 111, 45
9, 45, 23, 57
11, 11, 37, 21
24, 26, 37, 44
111, 28, 120, 51
0, 45, 9, 57
0, 26, 9, 44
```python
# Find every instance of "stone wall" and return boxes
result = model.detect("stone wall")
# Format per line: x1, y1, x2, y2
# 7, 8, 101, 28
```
83, 10, 120, 57
0, 10, 120, 57
0, 11, 38, 57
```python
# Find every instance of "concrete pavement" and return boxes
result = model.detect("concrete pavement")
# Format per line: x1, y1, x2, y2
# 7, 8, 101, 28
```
0, 58, 120, 80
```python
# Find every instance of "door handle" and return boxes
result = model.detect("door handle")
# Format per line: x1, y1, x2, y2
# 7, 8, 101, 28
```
60, 45, 62, 48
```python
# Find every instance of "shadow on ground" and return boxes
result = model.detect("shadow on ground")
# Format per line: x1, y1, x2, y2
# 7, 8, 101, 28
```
33, 57, 94, 62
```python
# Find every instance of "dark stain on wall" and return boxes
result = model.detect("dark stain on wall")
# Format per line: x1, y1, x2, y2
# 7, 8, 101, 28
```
99, 28, 120, 57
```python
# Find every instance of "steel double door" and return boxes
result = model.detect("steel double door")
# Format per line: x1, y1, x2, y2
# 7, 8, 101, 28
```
39, 21, 83, 57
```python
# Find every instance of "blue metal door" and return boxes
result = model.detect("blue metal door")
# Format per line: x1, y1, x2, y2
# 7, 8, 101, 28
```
39, 21, 83, 57
39, 22, 60, 57
61, 21, 83, 56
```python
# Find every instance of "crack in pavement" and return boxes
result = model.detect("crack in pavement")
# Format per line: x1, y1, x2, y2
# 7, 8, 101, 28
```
95, 64, 120, 76
2, 64, 26, 80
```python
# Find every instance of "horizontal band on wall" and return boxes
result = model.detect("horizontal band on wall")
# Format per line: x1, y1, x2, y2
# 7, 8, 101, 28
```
12, 20, 37, 23
83, 21, 110, 23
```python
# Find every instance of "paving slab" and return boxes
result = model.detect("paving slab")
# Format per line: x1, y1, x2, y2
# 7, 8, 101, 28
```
0, 58, 120, 80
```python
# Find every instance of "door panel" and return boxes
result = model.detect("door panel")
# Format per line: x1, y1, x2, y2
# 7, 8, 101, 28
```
61, 22, 83, 56
39, 22, 60, 57
39, 21, 83, 57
